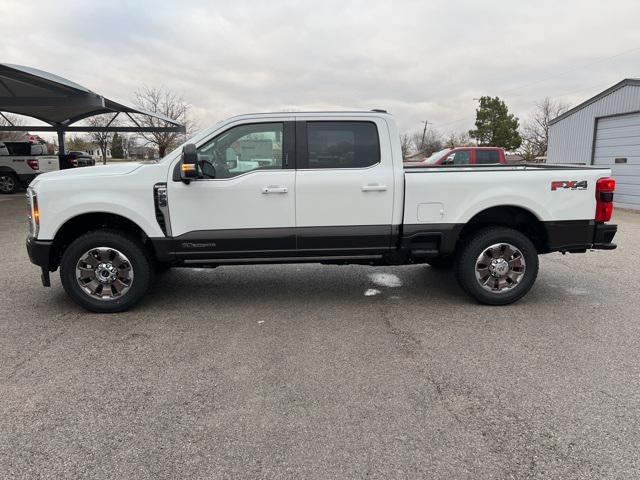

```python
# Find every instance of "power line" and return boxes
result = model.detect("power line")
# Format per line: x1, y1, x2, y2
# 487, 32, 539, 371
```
502, 45, 640, 96
428, 47, 640, 132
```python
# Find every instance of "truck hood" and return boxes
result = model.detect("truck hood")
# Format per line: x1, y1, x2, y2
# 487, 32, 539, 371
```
31, 163, 144, 186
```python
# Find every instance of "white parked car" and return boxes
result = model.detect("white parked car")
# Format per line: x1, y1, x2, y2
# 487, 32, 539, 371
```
0, 141, 58, 194
26, 111, 617, 312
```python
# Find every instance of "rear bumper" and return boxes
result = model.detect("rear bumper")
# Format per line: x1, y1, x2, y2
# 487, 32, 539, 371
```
26, 236, 53, 286
545, 220, 616, 252
592, 223, 617, 250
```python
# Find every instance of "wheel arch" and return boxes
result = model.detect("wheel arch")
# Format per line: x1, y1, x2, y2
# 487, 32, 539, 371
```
50, 212, 158, 270
456, 205, 550, 254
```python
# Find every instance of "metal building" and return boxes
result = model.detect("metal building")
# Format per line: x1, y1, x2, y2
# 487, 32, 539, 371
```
547, 79, 640, 209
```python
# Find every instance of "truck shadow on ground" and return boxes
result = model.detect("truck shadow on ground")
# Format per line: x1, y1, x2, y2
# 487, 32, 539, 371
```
44, 261, 576, 317
144, 264, 464, 307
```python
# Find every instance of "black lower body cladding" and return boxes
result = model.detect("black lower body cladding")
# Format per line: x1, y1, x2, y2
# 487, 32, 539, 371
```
404, 220, 617, 256
544, 220, 617, 252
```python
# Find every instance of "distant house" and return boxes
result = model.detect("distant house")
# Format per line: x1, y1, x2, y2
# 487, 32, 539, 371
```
128, 145, 158, 160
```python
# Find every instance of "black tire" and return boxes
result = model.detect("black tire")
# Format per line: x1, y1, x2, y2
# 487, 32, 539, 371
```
427, 257, 454, 269
0, 173, 18, 194
455, 227, 539, 306
60, 229, 153, 313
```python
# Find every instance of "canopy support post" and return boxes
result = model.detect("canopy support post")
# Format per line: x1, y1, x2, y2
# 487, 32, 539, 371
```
57, 130, 66, 168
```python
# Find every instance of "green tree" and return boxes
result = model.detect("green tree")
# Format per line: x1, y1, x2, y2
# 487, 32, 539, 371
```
469, 96, 522, 150
111, 132, 124, 159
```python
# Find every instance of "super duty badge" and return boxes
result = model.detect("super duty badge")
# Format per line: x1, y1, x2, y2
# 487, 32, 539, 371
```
551, 180, 588, 191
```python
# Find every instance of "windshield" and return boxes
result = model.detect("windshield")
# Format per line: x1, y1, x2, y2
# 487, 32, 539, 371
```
421, 148, 451, 165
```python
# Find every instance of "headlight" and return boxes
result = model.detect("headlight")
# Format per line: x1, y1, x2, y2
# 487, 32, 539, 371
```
26, 187, 39, 237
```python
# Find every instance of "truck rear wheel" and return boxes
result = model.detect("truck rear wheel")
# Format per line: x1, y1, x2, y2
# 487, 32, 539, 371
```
0, 173, 18, 194
60, 230, 153, 313
455, 227, 538, 305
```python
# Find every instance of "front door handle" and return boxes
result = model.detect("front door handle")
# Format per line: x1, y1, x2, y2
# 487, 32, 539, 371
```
262, 186, 288, 194
361, 184, 388, 192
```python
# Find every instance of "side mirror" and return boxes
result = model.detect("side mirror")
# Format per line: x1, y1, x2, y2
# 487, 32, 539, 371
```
180, 144, 199, 183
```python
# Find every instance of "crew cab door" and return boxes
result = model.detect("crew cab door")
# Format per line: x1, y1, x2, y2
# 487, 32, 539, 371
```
294, 118, 395, 253
166, 120, 296, 259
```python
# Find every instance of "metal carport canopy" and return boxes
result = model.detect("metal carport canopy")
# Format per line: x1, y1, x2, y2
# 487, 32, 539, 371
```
0, 63, 186, 155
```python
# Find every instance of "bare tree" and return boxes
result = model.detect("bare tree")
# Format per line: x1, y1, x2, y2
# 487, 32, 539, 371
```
0, 113, 26, 141
520, 98, 571, 161
444, 132, 475, 148
410, 128, 443, 156
66, 135, 90, 152
86, 114, 118, 164
400, 133, 413, 157
132, 86, 196, 157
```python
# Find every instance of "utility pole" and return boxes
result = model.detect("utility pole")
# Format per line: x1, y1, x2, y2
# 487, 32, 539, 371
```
420, 120, 430, 151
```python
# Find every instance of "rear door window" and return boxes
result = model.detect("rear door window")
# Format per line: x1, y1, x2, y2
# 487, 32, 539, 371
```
304, 121, 380, 169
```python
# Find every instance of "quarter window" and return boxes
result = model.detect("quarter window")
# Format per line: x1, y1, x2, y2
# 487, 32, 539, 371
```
444, 150, 470, 165
197, 123, 284, 179
476, 150, 500, 164
306, 121, 380, 169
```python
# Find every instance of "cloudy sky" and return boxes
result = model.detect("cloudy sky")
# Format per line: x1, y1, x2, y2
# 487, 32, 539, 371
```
1, 0, 639, 137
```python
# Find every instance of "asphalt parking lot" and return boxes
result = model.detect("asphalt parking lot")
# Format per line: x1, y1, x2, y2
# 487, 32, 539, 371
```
1, 193, 639, 479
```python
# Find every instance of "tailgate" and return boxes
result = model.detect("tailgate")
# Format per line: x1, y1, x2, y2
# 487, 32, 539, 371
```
37, 156, 60, 173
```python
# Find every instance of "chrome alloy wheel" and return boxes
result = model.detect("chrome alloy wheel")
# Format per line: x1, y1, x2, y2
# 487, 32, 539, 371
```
474, 243, 526, 293
75, 247, 134, 300
0, 174, 16, 193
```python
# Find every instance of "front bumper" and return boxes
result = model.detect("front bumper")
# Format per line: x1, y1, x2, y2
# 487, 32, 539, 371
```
593, 223, 617, 250
26, 235, 54, 286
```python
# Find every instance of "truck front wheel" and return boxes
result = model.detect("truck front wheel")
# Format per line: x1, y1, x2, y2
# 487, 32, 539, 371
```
455, 227, 539, 306
60, 230, 153, 313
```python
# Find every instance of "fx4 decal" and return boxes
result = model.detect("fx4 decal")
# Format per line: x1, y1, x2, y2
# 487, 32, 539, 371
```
551, 180, 588, 191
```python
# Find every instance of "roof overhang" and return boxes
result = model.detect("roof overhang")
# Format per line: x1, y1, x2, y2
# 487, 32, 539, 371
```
0, 63, 185, 133
549, 78, 640, 126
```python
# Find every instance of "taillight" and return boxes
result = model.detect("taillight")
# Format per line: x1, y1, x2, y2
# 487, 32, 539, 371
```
26, 158, 39, 170
595, 177, 615, 222
70, 158, 78, 167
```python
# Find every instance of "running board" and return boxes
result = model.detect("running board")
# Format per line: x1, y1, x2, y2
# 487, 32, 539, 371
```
182, 255, 383, 265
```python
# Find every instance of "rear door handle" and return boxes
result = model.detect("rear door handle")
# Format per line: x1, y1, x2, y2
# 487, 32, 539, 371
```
262, 186, 288, 194
361, 184, 388, 192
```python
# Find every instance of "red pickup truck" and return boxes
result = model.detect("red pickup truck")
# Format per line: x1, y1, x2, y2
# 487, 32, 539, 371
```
405, 147, 506, 166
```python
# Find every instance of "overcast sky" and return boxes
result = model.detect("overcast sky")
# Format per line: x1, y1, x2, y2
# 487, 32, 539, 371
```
1, 0, 639, 136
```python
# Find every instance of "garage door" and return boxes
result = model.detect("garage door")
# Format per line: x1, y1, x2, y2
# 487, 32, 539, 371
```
594, 112, 640, 208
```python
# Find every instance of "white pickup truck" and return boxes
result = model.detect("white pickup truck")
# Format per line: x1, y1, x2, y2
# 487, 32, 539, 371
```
0, 141, 58, 194
26, 111, 618, 313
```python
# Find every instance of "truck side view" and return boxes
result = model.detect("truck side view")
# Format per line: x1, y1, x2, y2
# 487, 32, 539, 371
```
26, 111, 618, 313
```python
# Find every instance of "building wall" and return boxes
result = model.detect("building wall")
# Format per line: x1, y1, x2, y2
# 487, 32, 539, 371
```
548, 84, 640, 164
